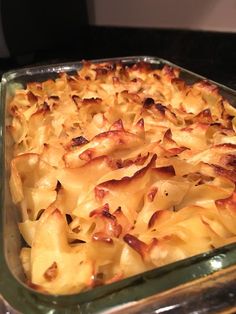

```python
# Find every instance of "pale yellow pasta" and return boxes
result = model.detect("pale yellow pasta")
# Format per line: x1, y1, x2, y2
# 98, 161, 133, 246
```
8, 61, 236, 295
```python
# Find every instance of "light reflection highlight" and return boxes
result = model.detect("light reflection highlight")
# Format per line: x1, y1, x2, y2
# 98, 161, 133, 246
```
210, 258, 223, 271
155, 303, 180, 313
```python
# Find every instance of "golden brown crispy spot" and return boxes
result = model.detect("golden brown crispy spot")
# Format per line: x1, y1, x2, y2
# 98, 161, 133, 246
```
9, 60, 236, 295
43, 262, 58, 282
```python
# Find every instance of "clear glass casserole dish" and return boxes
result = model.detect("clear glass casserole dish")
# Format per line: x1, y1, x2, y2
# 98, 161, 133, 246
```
1, 56, 236, 313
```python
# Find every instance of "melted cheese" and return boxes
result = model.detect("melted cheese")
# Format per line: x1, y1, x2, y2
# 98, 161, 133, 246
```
8, 61, 236, 294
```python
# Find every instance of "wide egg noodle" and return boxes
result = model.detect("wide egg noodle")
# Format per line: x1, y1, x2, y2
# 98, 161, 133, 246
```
7, 60, 236, 294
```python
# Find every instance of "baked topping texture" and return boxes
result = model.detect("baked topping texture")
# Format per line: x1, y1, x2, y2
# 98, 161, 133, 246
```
8, 61, 236, 294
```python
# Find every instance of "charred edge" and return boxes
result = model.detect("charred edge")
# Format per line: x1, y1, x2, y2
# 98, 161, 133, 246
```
70, 239, 86, 244
134, 153, 149, 166
110, 119, 124, 131
42, 102, 50, 111
95, 63, 116, 75
72, 226, 81, 233
82, 98, 102, 105
95, 68, 109, 76
132, 61, 151, 71
181, 126, 193, 132
143, 97, 155, 109
43, 262, 58, 281
66, 214, 73, 225
148, 210, 165, 229
107, 158, 123, 169
164, 129, 172, 140
104, 63, 116, 71
155, 103, 166, 114
214, 143, 236, 149
168, 147, 188, 155
89, 204, 109, 217
220, 154, 236, 168
153, 73, 160, 80
212, 164, 236, 182
102, 210, 116, 221
118, 159, 133, 168
114, 206, 122, 214
49, 95, 59, 100
155, 165, 176, 176
98, 154, 157, 188
118, 153, 148, 169
36, 209, 45, 220
72, 136, 89, 147
148, 211, 159, 229
163, 65, 179, 78
72, 95, 80, 105
123, 234, 147, 259
131, 154, 157, 179
27, 91, 38, 103
55, 180, 62, 192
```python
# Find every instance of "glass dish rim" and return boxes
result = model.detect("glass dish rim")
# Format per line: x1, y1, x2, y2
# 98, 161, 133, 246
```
2, 55, 236, 96
1, 55, 236, 313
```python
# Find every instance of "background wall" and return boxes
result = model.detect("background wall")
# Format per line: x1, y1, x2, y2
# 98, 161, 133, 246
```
88, 0, 236, 32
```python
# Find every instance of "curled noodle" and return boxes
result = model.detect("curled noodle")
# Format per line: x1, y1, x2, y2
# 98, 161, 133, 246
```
8, 61, 236, 294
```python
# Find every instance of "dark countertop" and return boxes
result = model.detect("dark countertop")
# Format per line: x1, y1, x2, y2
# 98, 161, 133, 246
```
1, 26, 236, 89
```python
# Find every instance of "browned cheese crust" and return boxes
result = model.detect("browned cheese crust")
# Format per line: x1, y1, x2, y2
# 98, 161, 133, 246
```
8, 61, 236, 294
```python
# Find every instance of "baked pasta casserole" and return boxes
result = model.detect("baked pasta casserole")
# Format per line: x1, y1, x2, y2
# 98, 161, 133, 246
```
8, 61, 236, 294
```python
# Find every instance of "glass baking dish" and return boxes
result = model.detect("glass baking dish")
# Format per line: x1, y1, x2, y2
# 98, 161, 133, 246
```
1, 56, 236, 314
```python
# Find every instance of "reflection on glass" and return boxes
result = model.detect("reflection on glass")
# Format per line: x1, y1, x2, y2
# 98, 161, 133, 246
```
210, 257, 223, 271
